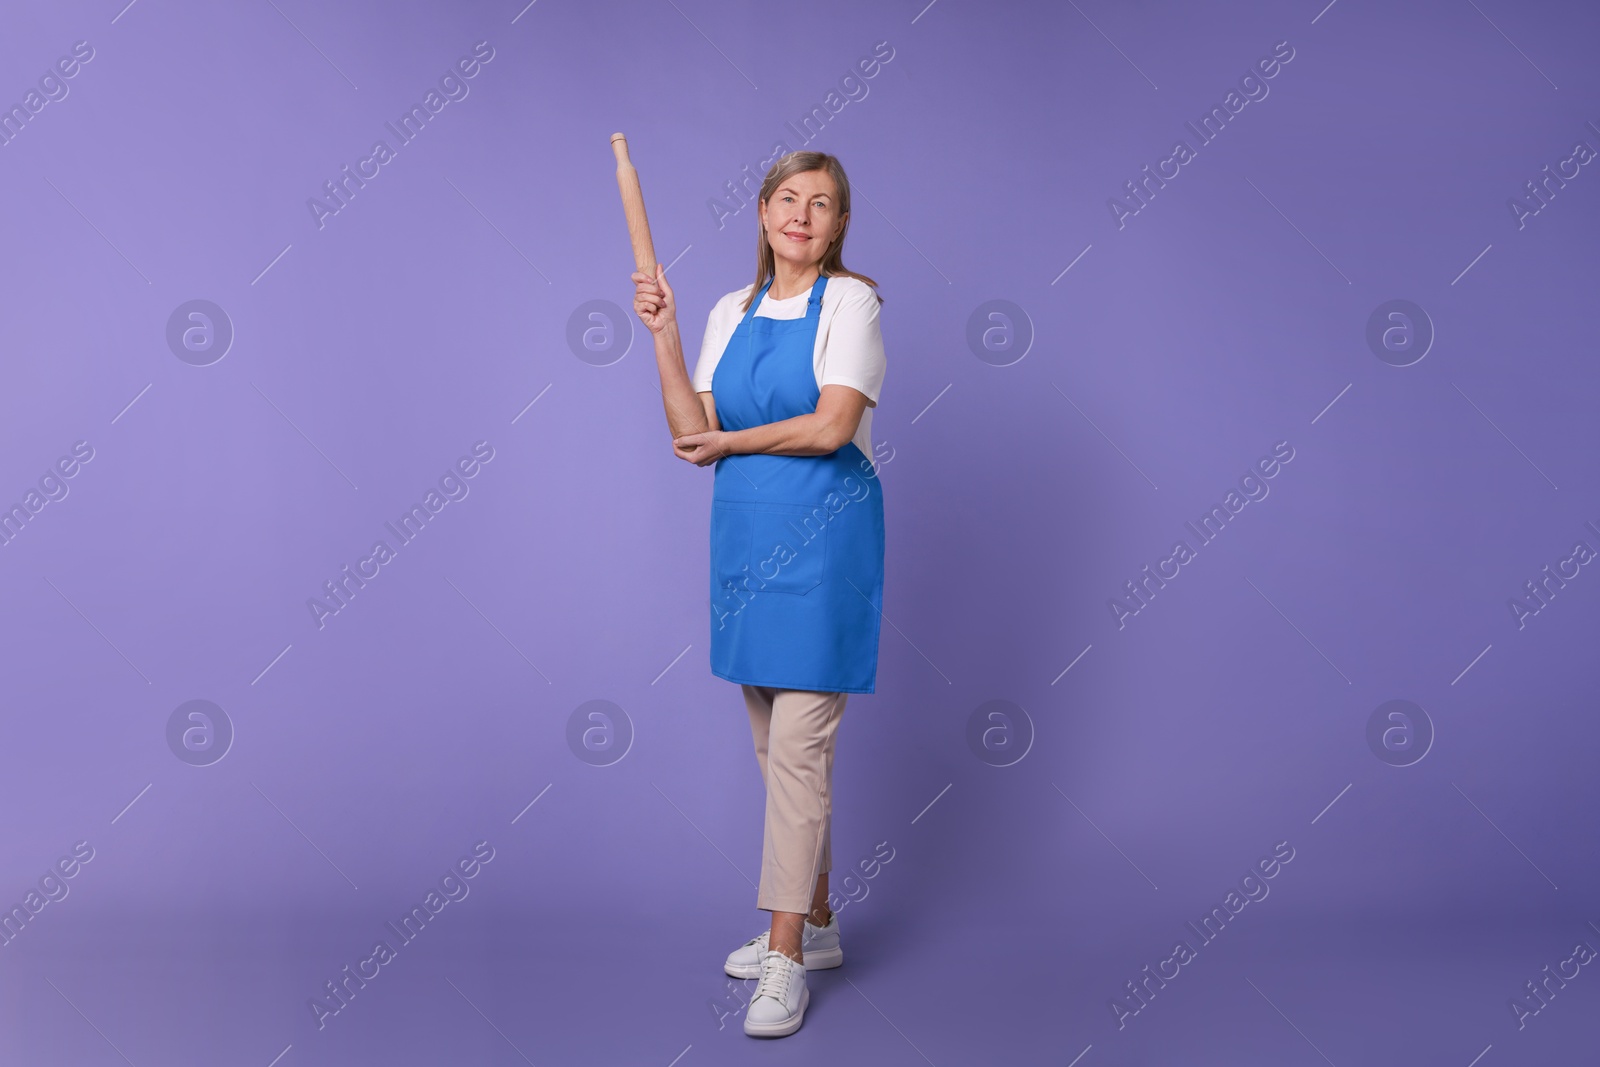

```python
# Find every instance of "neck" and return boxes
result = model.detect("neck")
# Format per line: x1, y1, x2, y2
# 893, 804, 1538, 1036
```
769, 259, 820, 301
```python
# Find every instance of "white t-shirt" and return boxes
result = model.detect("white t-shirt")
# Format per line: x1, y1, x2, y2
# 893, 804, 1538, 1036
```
692, 274, 886, 460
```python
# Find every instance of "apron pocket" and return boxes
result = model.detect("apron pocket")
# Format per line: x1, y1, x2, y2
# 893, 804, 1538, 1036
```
747, 502, 827, 595
710, 505, 753, 595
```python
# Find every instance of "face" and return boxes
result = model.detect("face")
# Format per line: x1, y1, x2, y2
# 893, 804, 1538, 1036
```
759, 169, 846, 271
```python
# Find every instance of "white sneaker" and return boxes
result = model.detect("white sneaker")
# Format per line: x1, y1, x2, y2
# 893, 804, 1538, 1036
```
744, 949, 809, 1037
723, 911, 843, 979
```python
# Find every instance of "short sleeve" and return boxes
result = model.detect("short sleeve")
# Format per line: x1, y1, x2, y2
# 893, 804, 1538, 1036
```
691, 300, 727, 392
819, 280, 886, 404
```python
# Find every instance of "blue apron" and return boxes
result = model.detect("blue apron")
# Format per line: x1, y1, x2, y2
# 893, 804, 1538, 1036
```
708, 273, 886, 694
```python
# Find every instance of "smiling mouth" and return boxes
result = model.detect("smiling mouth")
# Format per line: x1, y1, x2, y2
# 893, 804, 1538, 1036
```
783, 231, 811, 240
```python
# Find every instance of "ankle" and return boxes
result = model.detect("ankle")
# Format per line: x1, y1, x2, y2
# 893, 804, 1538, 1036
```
807, 907, 832, 927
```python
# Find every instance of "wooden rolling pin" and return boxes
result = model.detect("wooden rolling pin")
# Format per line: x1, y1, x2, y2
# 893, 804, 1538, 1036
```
611, 132, 658, 277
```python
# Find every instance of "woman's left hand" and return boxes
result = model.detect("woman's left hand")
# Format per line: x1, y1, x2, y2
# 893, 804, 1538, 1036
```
673, 430, 731, 466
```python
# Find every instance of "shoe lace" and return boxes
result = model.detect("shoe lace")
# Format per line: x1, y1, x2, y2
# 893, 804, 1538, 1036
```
752, 951, 795, 1002
747, 917, 821, 953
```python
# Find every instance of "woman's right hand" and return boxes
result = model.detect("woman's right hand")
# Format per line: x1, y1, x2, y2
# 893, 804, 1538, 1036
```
632, 263, 676, 335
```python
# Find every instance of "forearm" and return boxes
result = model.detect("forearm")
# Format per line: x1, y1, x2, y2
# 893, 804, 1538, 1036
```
724, 413, 842, 457
653, 323, 709, 440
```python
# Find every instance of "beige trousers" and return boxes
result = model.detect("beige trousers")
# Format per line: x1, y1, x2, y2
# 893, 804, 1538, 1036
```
740, 684, 849, 915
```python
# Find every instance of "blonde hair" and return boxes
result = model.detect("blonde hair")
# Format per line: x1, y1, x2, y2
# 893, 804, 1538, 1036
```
742, 150, 883, 313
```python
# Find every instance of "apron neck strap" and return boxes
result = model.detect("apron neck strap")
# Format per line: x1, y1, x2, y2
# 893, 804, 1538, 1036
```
805, 271, 828, 314
745, 272, 830, 323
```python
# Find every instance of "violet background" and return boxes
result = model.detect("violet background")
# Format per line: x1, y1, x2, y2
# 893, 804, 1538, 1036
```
1, 0, 1597, 1063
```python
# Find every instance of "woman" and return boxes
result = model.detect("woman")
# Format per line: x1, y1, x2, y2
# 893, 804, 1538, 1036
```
632, 150, 887, 1039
